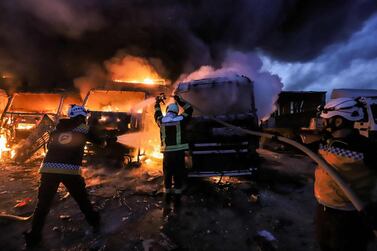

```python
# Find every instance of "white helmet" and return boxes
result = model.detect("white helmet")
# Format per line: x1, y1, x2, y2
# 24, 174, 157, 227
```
166, 103, 179, 114
320, 98, 364, 121
68, 105, 89, 118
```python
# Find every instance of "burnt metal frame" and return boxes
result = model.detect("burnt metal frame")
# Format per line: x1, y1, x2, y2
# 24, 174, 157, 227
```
81, 83, 167, 167
0, 92, 66, 144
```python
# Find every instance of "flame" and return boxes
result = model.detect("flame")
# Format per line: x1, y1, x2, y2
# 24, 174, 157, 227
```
11, 150, 16, 159
106, 55, 166, 85
113, 78, 165, 85
16, 123, 35, 130
150, 145, 163, 159
99, 115, 108, 122
102, 105, 120, 112
0, 133, 11, 159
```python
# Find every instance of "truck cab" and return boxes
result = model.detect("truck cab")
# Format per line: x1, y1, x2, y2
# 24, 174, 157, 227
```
175, 75, 260, 177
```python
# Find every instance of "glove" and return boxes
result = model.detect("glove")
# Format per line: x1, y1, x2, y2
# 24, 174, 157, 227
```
105, 135, 117, 146
360, 202, 377, 230
173, 95, 182, 102
155, 96, 162, 104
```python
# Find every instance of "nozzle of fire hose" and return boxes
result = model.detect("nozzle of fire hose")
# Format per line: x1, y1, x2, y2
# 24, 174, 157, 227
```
156, 93, 167, 105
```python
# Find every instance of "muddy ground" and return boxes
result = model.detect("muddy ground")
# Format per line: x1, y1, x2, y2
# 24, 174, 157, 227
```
0, 149, 376, 251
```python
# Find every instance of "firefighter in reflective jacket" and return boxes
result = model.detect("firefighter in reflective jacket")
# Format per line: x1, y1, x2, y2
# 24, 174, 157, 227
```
154, 94, 193, 201
24, 105, 104, 248
315, 98, 377, 251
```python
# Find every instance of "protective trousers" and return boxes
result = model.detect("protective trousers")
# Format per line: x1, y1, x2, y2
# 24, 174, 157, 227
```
163, 150, 185, 193
30, 173, 99, 236
316, 203, 373, 251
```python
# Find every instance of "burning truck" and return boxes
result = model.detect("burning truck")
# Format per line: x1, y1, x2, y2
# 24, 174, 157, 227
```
175, 75, 260, 177
83, 81, 166, 167
0, 92, 81, 162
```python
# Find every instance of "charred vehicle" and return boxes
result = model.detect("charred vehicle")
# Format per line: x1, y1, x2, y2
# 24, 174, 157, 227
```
83, 82, 166, 167
175, 75, 260, 177
0, 92, 82, 162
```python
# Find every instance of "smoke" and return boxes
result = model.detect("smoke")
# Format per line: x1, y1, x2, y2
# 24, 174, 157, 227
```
16, 0, 105, 38
0, 0, 375, 89
180, 51, 283, 120
261, 13, 377, 92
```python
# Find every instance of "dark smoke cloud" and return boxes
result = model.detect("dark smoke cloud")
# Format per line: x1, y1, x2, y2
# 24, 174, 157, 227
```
261, 14, 377, 92
0, 0, 376, 89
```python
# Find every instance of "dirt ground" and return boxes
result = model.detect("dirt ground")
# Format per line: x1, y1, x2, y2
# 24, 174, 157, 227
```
0, 149, 376, 251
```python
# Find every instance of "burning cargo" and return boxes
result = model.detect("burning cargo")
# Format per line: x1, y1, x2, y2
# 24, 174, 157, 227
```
175, 75, 259, 177
83, 82, 166, 166
0, 92, 82, 162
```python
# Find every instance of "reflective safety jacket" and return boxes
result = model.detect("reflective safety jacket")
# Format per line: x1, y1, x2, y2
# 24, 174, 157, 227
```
315, 133, 377, 210
154, 98, 193, 152
40, 119, 103, 175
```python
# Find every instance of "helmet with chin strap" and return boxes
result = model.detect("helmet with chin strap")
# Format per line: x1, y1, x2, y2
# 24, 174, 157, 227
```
320, 98, 364, 121
166, 103, 179, 114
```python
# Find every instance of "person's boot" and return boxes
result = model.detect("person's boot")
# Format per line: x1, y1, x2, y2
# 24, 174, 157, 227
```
23, 231, 41, 248
163, 188, 173, 204
87, 211, 101, 234
173, 193, 182, 213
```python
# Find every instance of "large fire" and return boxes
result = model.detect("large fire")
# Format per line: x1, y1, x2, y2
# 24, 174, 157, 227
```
0, 132, 13, 160
113, 78, 165, 85
106, 55, 165, 86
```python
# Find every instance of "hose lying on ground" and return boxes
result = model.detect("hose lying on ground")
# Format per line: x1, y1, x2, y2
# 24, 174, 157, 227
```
0, 214, 32, 221
0, 103, 371, 226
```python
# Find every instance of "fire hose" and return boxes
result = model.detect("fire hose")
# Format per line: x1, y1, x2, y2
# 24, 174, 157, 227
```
0, 99, 374, 229
0, 214, 32, 221
188, 103, 368, 210
188, 103, 377, 237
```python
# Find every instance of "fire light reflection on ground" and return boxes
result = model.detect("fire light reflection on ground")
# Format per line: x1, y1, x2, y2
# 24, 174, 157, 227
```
0, 149, 329, 251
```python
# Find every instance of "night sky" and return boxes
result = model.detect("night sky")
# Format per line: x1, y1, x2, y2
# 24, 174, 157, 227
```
0, 0, 376, 92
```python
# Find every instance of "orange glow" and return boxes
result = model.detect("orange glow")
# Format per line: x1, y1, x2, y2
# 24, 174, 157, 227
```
0, 133, 11, 159
113, 78, 165, 85
9, 93, 63, 114
106, 55, 166, 86
10, 150, 16, 159
16, 123, 35, 130
85, 90, 145, 113
99, 115, 108, 122
150, 145, 163, 159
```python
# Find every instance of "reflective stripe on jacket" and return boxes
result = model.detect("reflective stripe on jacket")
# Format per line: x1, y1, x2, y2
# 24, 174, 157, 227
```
154, 98, 193, 153
40, 119, 102, 175
160, 120, 189, 152
315, 138, 377, 210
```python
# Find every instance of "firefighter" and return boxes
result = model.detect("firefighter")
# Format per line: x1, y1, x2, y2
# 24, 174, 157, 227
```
315, 97, 377, 251
24, 105, 105, 248
154, 94, 193, 203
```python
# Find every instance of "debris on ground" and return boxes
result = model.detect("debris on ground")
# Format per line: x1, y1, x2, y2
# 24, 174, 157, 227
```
14, 198, 32, 208
2, 149, 376, 250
